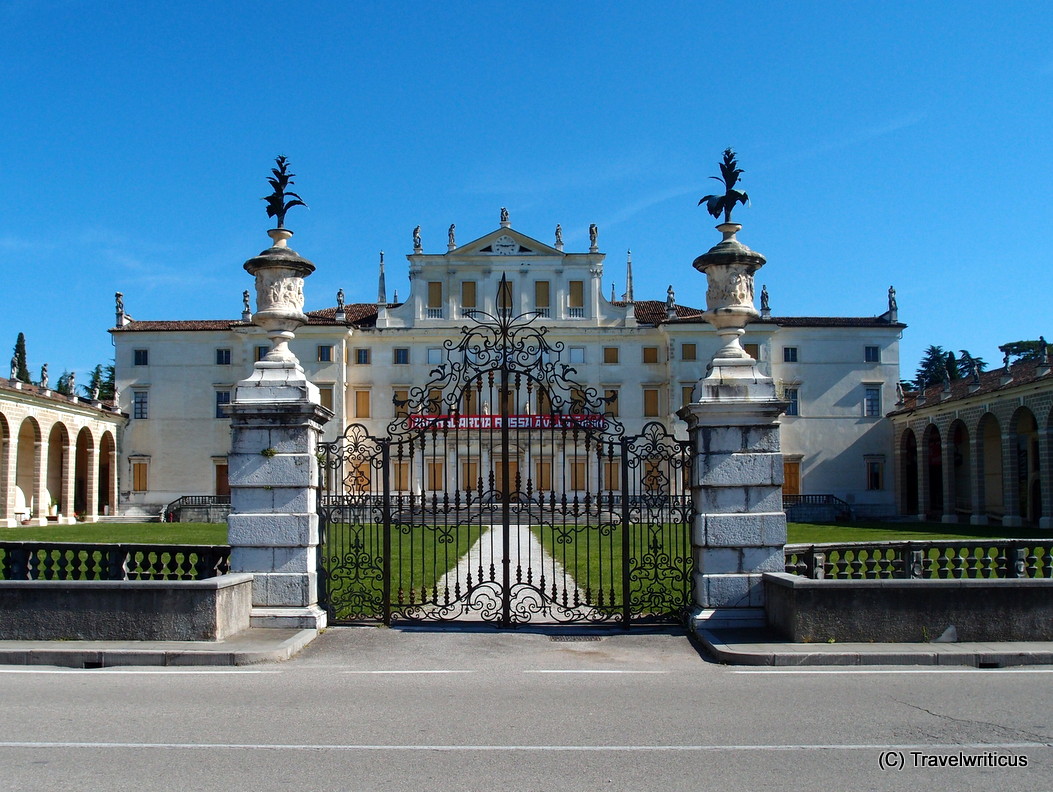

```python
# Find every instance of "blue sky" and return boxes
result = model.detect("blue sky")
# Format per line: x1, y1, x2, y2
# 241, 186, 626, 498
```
2, 1, 1050, 383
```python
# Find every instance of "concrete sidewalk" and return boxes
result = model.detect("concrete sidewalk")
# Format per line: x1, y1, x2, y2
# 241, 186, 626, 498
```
697, 627, 1053, 668
0, 628, 318, 668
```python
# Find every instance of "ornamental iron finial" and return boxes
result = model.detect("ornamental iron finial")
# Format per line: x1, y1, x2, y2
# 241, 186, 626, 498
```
699, 148, 749, 223
262, 155, 307, 229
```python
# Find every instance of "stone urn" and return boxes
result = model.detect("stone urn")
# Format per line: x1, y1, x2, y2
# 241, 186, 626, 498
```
243, 228, 315, 367
692, 222, 766, 370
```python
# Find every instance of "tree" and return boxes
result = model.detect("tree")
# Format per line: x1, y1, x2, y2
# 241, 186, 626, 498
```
998, 339, 1051, 365
55, 370, 74, 396
80, 362, 115, 401
956, 350, 987, 378
12, 332, 30, 383
913, 345, 950, 389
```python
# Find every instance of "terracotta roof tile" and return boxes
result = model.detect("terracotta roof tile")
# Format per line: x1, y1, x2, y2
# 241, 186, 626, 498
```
889, 358, 1053, 416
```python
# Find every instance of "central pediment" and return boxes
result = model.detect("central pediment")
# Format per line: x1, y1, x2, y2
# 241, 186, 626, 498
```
454, 227, 562, 257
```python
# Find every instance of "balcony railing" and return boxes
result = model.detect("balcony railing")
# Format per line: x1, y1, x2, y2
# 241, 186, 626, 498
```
785, 540, 1053, 580
426, 307, 444, 319
534, 307, 551, 318
567, 307, 585, 318
0, 542, 231, 581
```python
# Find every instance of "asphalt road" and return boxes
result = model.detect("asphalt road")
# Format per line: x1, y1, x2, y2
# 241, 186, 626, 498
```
1, 627, 1050, 791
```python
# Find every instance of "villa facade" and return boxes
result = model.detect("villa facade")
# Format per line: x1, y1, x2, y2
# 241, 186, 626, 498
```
111, 221, 904, 518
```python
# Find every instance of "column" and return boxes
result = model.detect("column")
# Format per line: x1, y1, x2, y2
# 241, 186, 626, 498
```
1002, 435, 1023, 528
940, 433, 958, 524
969, 434, 988, 525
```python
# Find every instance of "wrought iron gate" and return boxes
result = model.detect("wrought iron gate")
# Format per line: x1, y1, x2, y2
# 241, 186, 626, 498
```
317, 303, 694, 627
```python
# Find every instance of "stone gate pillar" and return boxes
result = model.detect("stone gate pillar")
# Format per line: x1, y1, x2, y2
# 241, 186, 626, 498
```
227, 204, 333, 630
679, 216, 787, 631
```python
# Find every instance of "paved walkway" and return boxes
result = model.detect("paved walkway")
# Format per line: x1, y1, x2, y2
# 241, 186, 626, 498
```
428, 524, 600, 621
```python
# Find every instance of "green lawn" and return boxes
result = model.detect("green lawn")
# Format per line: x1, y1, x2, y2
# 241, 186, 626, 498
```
321, 520, 487, 621
0, 522, 227, 545
530, 521, 691, 617
786, 520, 1052, 544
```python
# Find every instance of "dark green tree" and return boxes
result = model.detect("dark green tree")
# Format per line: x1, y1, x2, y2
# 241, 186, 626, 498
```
998, 339, 1051, 364
12, 332, 30, 383
956, 350, 987, 378
913, 345, 950, 389
80, 362, 115, 401
55, 370, 73, 396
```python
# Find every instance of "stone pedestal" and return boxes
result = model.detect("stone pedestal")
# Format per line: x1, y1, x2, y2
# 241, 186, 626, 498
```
227, 365, 333, 629
680, 371, 787, 630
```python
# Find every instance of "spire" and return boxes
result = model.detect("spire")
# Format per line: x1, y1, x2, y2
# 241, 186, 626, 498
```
610, 283, 616, 302
622, 249, 635, 303
377, 251, 387, 304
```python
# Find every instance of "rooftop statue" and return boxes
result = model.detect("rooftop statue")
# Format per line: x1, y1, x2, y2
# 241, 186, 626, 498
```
699, 148, 749, 223
262, 155, 307, 229
413, 225, 422, 251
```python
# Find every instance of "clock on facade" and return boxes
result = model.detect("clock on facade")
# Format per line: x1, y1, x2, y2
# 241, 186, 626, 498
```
492, 235, 518, 255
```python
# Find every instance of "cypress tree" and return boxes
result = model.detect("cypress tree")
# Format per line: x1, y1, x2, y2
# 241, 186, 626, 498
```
13, 333, 30, 383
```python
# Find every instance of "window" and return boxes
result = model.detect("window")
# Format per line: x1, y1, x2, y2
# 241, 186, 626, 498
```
643, 387, 660, 417
865, 457, 885, 490
784, 387, 799, 416
317, 345, 334, 363
133, 391, 148, 419
603, 347, 619, 364
461, 281, 477, 309
133, 349, 149, 366
568, 347, 585, 364
214, 390, 231, 418
497, 280, 513, 311
602, 460, 620, 490
643, 347, 659, 364
318, 386, 334, 411
393, 389, 409, 417
355, 348, 371, 365
426, 461, 444, 490
604, 389, 619, 416
568, 281, 584, 316
570, 461, 587, 490
864, 385, 882, 417
535, 461, 553, 491
682, 384, 695, 408
131, 460, 149, 492
744, 343, 759, 361
427, 348, 442, 365
865, 345, 880, 363
393, 462, 410, 491
393, 348, 409, 365
783, 347, 798, 363
255, 345, 269, 362
681, 343, 696, 361
354, 390, 371, 418
535, 281, 550, 313
461, 460, 480, 492
215, 348, 231, 365
427, 282, 443, 317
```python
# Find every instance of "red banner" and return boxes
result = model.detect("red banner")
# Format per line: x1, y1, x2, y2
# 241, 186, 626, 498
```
406, 414, 607, 430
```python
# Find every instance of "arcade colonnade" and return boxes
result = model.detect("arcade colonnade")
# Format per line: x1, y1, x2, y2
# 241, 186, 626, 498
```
891, 362, 1053, 529
0, 383, 124, 526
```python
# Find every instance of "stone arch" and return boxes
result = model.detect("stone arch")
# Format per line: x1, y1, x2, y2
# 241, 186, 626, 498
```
900, 428, 918, 515
15, 417, 42, 521
922, 423, 944, 519
75, 426, 95, 517
46, 421, 70, 517
949, 419, 971, 516
977, 412, 1002, 519
1010, 406, 1040, 524
98, 430, 116, 517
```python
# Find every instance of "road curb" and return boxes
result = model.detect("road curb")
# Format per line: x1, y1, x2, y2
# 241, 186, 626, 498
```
695, 627, 1053, 668
0, 628, 319, 668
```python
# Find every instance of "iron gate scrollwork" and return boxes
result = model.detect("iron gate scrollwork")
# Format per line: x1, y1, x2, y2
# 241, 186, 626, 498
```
318, 294, 694, 626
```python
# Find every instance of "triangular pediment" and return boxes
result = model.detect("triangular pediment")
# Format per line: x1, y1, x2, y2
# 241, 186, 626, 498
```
454, 227, 562, 257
